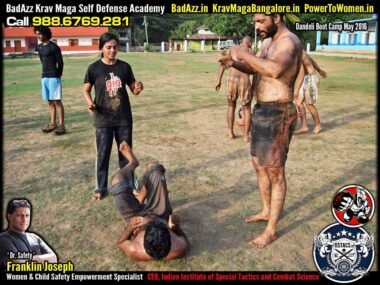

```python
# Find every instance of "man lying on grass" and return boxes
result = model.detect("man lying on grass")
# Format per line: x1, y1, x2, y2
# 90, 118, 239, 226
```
110, 142, 189, 260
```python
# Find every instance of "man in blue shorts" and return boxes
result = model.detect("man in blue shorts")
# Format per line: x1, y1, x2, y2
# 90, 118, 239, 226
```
34, 27, 66, 135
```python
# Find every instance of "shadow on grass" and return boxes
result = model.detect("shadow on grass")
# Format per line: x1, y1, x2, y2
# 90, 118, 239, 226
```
169, 153, 375, 258
134, 102, 223, 123
170, 149, 246, 195
3, 109, 92, 132
278, 158, 376, 237
173, 169, 255, 257
11, 157, 95, 196
313, 104, 376, 133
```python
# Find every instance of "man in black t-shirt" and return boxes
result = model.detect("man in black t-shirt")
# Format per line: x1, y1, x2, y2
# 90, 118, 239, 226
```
34, 27, 66, 135
0, 199, 57, 270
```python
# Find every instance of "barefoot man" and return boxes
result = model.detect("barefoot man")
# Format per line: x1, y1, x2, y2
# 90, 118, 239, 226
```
294, 50, 327, 134
109, 142, 189, 260
219, 13, 303, 248
216, 36, 255, 141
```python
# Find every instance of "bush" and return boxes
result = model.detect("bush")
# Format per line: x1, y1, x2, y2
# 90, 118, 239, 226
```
144, 44, 154, 52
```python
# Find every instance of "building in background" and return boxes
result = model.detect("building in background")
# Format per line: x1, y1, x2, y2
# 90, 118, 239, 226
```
113, 26, 132, 51
316, 16, 377, 54
170, 25, 226, 52
3, 27, 108, 55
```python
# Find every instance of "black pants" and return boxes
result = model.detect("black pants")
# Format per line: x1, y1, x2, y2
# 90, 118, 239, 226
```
95, 125, 132, 195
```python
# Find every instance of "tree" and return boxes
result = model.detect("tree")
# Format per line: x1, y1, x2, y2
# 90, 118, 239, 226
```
130, 15, 186, 44
170, 20, 199, 39
204, 14, 252, 38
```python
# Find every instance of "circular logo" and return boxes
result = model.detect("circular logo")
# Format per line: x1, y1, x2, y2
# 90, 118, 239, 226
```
313, 223, 375, 283
332, 185, 375, 227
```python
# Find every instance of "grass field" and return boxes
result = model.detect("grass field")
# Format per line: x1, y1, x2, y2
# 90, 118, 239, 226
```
2, 52, 377, 271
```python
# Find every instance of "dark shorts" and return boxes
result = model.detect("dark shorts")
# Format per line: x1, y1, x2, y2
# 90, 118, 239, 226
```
109, 163, 172, 222
251, 102, 298, 167
109, 180, 143, 221
140, 163, 172, 221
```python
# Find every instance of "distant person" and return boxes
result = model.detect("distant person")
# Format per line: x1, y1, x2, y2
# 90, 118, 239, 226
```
34, 27, 66, 135
216, 36, 255, 142
0, 199, 57, 270
110, 142, 189, 260
294, 50, 327, 134
83, 32, 143, 201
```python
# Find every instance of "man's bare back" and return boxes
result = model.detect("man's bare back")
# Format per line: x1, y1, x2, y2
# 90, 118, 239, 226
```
301, 51, 327, 77
216, 37, 254, 85
302, 53, 316, 75
228, 45, 251, 78
117, 215, 188, 261
215, 36, 255, 141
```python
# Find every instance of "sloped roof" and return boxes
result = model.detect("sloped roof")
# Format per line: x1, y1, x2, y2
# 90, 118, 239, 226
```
189, 34, 226, 40
334, 17, 377, 24
4, 27, 108, 37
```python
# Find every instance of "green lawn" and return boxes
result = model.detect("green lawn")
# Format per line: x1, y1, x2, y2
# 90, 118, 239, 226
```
2, 52, 377, 271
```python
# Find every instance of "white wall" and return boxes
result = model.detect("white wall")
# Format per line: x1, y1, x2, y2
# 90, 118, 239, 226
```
331, 33, 339, 44
369, 32, 376, 44
55, 37, 96, 46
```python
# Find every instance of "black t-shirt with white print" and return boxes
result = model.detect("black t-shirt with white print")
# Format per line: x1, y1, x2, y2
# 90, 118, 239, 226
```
84, 59, 136, 127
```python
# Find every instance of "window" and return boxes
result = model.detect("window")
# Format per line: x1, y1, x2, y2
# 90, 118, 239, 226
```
5, 40, 11, 47
69, 39, 78, 46
92, 39, 99, 46
337, 34, 341, 45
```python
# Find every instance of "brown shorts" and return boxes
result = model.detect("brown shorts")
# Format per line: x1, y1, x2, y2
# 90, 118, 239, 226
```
251, 102, 298, 167
226, 76, 252, 105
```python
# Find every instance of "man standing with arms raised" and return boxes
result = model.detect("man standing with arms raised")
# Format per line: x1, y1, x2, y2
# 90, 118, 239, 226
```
220, 13, 303, 248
